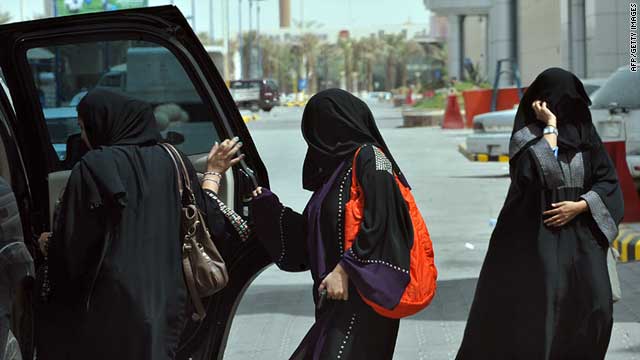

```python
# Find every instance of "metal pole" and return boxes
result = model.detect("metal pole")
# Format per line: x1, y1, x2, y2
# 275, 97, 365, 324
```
249, 0, 253, 32
238, 0, 243, 79
209, 0, 214, 41
225, 0, 231, 81
191, 0, 196, 29
257, 1, 261, 77
248, 0, 253, 78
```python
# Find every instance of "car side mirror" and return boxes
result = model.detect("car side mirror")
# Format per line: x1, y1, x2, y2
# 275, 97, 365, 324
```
165, 131, 185, 145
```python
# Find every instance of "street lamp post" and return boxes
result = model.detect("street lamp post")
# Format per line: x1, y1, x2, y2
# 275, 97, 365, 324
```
238, 0, 243, 79
209, 0, 214, 41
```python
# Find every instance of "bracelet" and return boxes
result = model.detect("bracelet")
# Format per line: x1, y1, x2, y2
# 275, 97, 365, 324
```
204, 171, 223, 178
543, 126, 559, 136
202, 178, 220, 186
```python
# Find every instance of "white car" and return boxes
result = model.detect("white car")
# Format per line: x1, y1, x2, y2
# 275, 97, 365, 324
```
589, 67, 640, 182
462, 69, 640, 185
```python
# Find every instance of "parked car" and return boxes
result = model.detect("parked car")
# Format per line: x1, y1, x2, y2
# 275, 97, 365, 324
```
0, 6, 271, 360
462, 70, 640, 185
589, 67, 640, 184
462, 77, 606, 159
229, 79, 280, 112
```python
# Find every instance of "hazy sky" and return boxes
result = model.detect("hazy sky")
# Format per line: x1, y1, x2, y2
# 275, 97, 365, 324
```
2, 0, 431, 38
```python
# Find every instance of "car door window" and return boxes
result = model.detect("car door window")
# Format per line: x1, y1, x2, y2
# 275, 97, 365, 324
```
27, 40, 222, 164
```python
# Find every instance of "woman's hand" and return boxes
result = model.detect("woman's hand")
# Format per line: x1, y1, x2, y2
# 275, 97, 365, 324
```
251, 187, 263, 198
543, 200, 588, 227
38, 232, 52, 256
532, 100, 557, 127
319, 263, 349, 301
206, 137, 245, 174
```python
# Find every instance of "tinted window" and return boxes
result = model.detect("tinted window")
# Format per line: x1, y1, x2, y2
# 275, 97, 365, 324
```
591, 69, 640, 109
27, 40, 221, 164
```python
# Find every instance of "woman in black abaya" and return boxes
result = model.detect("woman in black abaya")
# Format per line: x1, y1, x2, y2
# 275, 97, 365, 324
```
250, 89, 423, 359
35, 89, 244, 360
456, 68, 624, 360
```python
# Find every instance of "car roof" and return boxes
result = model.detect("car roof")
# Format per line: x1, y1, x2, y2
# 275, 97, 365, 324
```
474, 108, 518, 121
43, 107, 77, 119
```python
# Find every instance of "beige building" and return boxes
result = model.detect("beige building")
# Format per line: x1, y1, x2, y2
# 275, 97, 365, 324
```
424, 0, 631, 85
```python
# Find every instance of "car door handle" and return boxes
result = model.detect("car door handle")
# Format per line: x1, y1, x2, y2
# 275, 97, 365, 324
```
237, 158, 258, 189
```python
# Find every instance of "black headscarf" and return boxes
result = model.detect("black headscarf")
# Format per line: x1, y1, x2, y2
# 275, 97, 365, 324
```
77, 89, 161, 147
511, 67, 594, 153
301, 88, 409, 191
75, 89, 161, 208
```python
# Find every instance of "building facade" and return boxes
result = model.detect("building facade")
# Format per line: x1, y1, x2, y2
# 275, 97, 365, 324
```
425, 0, 630, 85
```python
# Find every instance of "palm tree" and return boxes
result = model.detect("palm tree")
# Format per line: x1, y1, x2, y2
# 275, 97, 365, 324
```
0, 9, 10, 24
301, 33, 321, 94
241, 31, 258, 79
382, 33, 403, 90
338, 38, 353, 92
356, 36, 385, 92
397, 39, 425, 88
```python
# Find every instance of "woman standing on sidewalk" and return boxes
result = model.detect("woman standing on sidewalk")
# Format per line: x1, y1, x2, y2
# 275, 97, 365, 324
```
456, 68, 624, 359
250, 89, 436, 359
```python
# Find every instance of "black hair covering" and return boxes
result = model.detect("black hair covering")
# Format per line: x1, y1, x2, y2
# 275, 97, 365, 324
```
301, 88, 409, 191
75, 89, 161, 208
77, 89, 161, 147
511, 67, 594, 153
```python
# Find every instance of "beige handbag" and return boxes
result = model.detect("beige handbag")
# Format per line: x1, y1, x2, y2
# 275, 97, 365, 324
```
161, 144, 229, 320
607, 246, 621, 303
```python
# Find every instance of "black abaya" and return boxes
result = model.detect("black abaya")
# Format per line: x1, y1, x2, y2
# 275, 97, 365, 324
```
35, 90, 228, 360
456, 68, 624, 360
251, 89, 416, 359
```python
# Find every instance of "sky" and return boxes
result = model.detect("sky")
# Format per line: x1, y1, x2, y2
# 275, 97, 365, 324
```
2, 0, 432, 39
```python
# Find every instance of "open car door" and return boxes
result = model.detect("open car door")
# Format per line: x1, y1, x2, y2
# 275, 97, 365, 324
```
0, 82, 35, 360
0, 6, 271, 359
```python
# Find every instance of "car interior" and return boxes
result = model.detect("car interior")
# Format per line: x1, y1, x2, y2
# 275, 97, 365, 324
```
25, 40, 236, 224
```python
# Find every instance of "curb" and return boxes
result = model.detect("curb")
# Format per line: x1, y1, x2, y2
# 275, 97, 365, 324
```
285, 100, 307, 108
613, 224, 640, 262
458, 143, 509, 162
242, 114, 260, 123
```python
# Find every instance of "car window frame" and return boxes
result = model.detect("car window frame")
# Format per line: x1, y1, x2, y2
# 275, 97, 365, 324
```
0, 14, 268, 211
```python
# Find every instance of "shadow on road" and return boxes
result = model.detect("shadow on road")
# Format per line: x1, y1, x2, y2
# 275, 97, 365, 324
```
237, 270, 640, 324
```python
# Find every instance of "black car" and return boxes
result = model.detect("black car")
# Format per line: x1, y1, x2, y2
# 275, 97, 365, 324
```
0, 6, 271, 360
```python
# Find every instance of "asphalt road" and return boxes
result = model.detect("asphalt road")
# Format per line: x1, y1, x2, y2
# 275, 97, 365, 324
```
224, 102, 640, 360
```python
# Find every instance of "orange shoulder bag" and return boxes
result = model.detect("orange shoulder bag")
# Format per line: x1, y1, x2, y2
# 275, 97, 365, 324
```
344, 146, 437, 319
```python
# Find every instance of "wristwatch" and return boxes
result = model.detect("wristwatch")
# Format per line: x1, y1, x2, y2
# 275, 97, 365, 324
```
543, 126, 558, 136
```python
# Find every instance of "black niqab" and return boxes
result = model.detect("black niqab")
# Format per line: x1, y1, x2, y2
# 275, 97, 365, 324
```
511, 67, 593, 153
301, 89, 408, 191
75, 89, 161, 209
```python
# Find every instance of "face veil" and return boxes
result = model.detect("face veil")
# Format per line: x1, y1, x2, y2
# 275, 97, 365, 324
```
511, 67, 594, 154
301, 88, 409, 191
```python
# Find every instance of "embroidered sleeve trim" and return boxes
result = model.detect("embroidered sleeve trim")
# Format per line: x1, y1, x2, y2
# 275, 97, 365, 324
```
509, 123, 542, 158
581, 190, 619, 243
530, 138, 565, 189
347, 248, 409, 274
204, 189, 251, 242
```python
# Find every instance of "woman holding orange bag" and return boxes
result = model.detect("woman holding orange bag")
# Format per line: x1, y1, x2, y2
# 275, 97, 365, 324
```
250, 89, 437, 359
